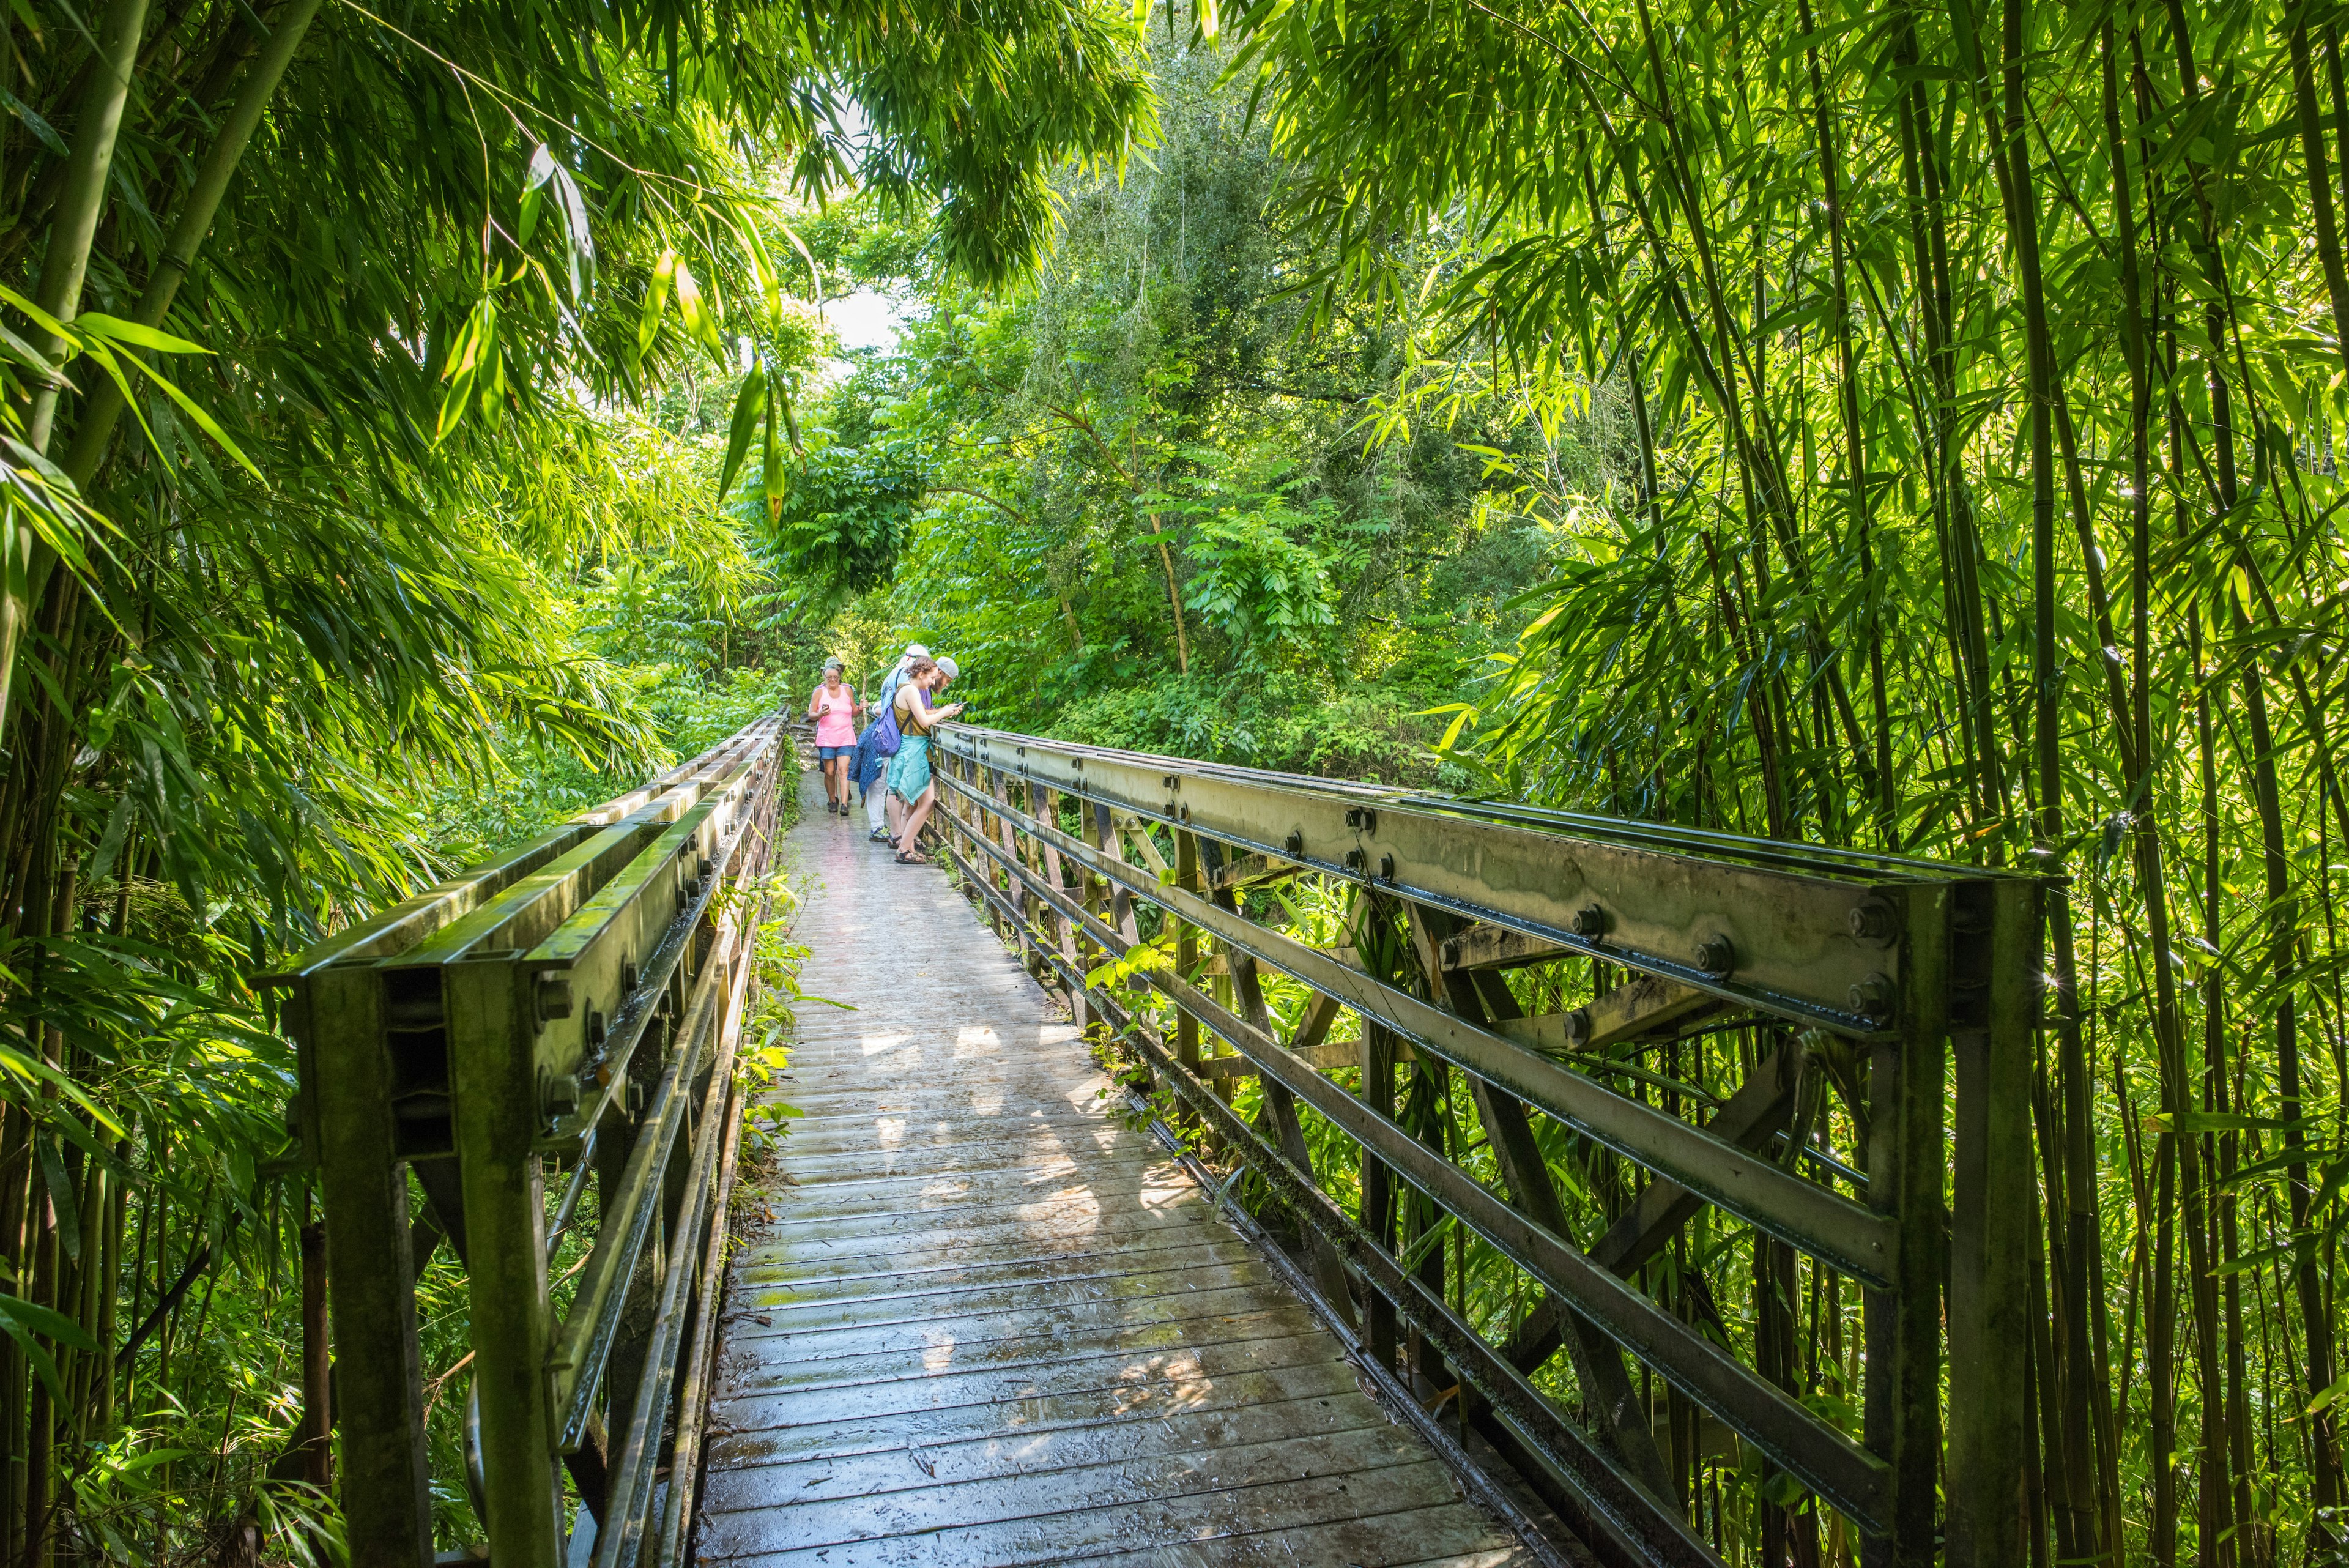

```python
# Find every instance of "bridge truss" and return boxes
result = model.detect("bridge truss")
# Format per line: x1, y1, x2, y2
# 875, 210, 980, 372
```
932, 725, 2040, 1568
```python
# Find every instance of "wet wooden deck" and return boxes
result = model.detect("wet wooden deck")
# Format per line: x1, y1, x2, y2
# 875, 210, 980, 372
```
695, 764, 1537, 1567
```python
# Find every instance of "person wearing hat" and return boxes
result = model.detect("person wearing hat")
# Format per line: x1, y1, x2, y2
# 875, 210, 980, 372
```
856, 642, 930, 841
805, 658, 863, 817
876, 643, 929, 710
884, 655, 964, 863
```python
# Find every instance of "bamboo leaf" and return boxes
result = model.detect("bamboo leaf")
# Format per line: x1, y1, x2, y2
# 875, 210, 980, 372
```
674, 261, 722, 358
719, 368, 768, 500
0, 86, 64, 155
37, 1137, 79, 1266
74, 315, 209, 355
116, 354, 265, 483
638, 248, 678, 359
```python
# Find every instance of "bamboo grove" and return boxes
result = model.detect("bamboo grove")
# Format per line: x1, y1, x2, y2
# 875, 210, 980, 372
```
1187, 0, 2349, 1557
0, 0, 1145, 1553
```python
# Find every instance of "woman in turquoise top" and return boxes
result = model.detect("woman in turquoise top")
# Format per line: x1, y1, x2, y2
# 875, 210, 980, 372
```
886, 656, 962, 863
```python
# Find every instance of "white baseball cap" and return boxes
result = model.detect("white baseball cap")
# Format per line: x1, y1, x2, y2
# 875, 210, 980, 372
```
936, 656, 959, 680
905, 643, 931, 660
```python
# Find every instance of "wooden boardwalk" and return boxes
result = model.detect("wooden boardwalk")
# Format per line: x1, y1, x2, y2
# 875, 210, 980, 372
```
695, 764, 1537, 1567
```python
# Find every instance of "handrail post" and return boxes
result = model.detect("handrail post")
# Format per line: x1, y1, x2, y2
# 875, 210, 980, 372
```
1173, 828, 1201, 1132
1036, 785, 1088, 1034
305, 965, 435, 1568
448, 956, 564, 1568
1946, 877, 2040, 1563
1868, 883, 1950, 1567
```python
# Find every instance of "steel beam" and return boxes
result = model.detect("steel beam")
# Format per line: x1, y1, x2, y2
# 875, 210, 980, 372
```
1439, 922, 1570, 972
1945, 878, 2039, 1565
945, 727, 1935, 1033
939, 729, 2041, 1568
1866, 883, 1950, 1567
935, 768, 1894, 1287
1494, 975, 1727, 1057
303, 963, 433, 1568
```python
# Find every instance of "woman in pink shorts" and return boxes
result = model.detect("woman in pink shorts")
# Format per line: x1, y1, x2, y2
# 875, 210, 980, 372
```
806, 659, 864, 816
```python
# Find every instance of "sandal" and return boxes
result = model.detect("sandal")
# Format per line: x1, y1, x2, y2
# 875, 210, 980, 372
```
894, 851, 929, 865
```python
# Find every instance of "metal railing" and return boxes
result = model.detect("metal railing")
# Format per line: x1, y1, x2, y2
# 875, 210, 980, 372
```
930, 724, 2040, 1568
267, 715, 787, 1568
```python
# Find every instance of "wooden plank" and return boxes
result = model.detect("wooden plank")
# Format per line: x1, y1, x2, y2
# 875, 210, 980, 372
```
744, 1144, 1164, 1187
705, 1358, 1365, 1470
708, 1465, 1474, 1567
726, 1280, 1327, 1369
733, 1257, 1279, 1337
765, 1114, 1141, 1153
1087, 1512, 1540, 1567
727, 1200, 1248, 1268
731, 1232, 1255, 1300
704, 1391, 1395, 1510
737, 1167, 1189, 1229
722, 1302, 1327, 1398
730, 1217, 1252, 1290
702, 1449, 1464, 1562
707, 1331, 1354, 1446
731, 1239, 1260, 1322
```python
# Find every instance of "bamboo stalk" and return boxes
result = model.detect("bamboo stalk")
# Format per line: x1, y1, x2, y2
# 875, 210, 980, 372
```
0, 0, 330, 736
21, 0, 152, 453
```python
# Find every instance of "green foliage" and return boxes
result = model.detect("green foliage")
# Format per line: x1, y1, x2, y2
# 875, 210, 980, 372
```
1163, 459, 1346, 663
797, 35, 1559, 762
0, 0, 1160, 1538
751, 426, 930, 611
1198, 0, 2349, 1552
1053, 667, 1467, 785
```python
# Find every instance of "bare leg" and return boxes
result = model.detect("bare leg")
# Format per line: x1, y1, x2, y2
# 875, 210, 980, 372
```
900, 785, 938, 857
888, 791, 906, 843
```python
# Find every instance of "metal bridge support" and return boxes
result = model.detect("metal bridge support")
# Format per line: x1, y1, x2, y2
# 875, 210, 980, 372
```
1944, 878, 2041, 1565
1866, 882, 1948, 1568
448, 954, 563, 1566
303, 965, 433, 1568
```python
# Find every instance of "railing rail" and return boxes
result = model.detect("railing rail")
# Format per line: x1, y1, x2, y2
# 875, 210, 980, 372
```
932, 724, 2041, 1568
270, 716, 787, 1568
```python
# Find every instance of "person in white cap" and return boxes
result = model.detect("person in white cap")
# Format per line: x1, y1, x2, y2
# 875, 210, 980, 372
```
875, 643, 929, 709
861, 642, 932, 841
